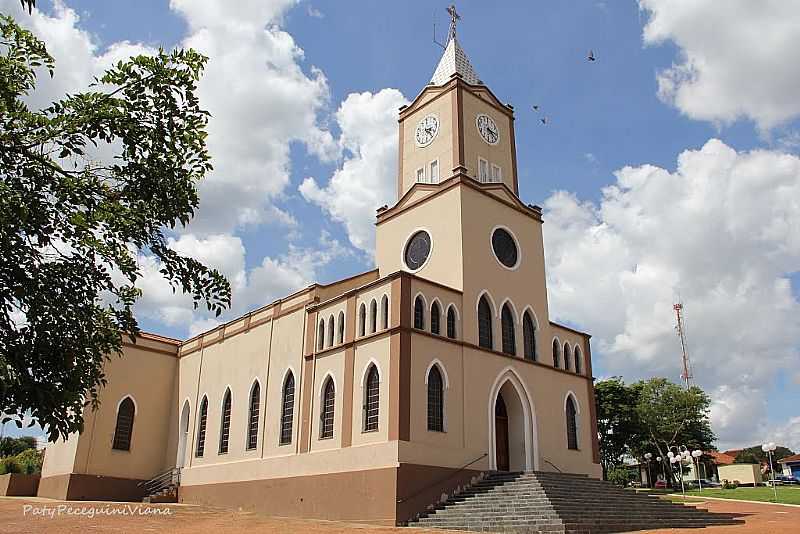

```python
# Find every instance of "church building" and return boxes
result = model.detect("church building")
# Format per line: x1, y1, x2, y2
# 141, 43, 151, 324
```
37, 17, 601, 525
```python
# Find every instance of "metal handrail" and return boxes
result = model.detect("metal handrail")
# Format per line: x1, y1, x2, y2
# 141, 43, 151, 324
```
139, 467, 180, 494
397, 452, 488, 504
543, 458, 563, 473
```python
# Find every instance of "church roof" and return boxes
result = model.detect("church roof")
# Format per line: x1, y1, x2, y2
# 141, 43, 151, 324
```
429, 37, 481, 86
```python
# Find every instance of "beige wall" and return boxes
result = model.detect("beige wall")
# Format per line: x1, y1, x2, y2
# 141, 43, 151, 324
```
376, 186, 464, 290
460, 89, 515, 192
401, 88, 455, 195
718, 464, 761, 485
41, 432, 79, 477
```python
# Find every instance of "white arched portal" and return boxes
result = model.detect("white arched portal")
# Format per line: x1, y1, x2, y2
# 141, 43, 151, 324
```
487, 367, 538, 472
177, 399, 191, 468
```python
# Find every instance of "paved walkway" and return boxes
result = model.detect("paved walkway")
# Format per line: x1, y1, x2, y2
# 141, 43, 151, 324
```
1, 496, 798, 533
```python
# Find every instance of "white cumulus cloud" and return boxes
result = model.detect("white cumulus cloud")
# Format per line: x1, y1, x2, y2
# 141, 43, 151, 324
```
640, 0, 800, 131
544, 138, 800, 449
300, 89, 409, 255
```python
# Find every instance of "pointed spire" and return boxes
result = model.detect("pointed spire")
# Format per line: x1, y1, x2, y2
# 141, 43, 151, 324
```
429, 5, 481, 86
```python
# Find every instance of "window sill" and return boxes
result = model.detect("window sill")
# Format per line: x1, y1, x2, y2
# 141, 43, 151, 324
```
279, 442, 292, 446
362, 428, 379, 434
218, 451, 228, 455
245, 446, 257, 451
111, 448, 131, 453
427, 429, 446, 434
319, 435, 334, 440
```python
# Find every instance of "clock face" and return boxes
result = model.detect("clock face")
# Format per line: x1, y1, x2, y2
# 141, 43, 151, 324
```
476, 113, 499, 145
415, 114, 439, 147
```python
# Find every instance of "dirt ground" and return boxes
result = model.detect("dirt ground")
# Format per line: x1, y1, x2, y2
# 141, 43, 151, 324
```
0, 496, 797, 533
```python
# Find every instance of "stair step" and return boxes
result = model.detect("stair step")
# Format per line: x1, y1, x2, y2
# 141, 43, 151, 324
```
407, 471, 744, 533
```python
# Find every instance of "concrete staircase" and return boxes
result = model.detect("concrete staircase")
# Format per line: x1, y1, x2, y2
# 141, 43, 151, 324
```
408, 471, 744, 533
139, 468, 180, 504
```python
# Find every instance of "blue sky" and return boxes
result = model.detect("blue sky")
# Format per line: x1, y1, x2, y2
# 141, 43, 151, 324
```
3, 1, 799, 450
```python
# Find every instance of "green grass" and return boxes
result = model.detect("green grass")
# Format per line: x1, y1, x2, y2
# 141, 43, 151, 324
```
670, 486, 800, 505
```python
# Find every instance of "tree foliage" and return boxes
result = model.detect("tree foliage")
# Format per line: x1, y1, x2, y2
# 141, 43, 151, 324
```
0, 14, 230, 441
595, 377, 715, 483
734, 445, 794, 465
0, 435, 36, 457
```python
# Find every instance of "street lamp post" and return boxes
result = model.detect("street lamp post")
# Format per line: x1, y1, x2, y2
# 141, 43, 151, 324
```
668, 452, 686, 500
691, 450, 703, 492
762, 442, 778, 503
644, 452, 653, 488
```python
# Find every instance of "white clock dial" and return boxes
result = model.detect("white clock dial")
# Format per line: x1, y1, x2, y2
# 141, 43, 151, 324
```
476, 113, 499, 145
415, 114, 439, 147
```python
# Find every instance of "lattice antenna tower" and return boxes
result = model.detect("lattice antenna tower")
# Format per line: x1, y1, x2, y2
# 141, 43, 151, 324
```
673, 301, 693, 389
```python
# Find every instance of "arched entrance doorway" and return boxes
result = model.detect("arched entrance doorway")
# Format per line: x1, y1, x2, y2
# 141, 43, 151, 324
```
177, 400, 190, 468
488, 367, 538, 472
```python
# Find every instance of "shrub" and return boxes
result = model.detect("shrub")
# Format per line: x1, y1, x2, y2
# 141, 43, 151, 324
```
14, 448, 43, 474
0, 457, 21, 475
608, 466, 636, 487
721, 479, 739, 489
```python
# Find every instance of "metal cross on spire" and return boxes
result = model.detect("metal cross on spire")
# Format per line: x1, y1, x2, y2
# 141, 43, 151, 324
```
446, 4, 460, 44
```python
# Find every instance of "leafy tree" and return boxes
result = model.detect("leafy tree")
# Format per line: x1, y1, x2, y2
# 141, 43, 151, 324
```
0, 15, 230, 441
13, 447, 42, 473
0, 435, 36, 457
595, 377, 640, 477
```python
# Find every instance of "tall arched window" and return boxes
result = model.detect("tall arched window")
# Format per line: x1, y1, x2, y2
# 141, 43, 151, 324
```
501, 303, 516, 355
317, 319, 325, 351
446, 306, 457, 339
553, 339, 561, 368
364, 365, 380, 432
369, 299, 377, 333
195, 396, 208, 457
478, 295, 493, 349
280, 372, 295, 445
337, 311, 345, 344
574, 346, 582, 374
327, 315, 334, 347
566, 396, 578, 450
414, 295, 425, 330
219, 388, 232, 454
358, 303, 366, 337
112, 397, 135, 451
246, 382, 260, 450
564, 343, 572, 371
430, 301, 441, 335
523, 311, 537, 361
320, 377, 335, 439
427, 365, 444, 432
381, 294, 389, 329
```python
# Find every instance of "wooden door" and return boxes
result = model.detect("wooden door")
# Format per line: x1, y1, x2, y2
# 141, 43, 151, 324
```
495, 396, 510, 471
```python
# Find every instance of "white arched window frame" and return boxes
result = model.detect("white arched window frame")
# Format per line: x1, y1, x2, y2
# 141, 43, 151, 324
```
425, 359, 450, 432
564, 390, 581, 450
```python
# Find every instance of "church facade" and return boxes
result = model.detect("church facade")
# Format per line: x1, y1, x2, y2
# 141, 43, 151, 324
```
38, 30, 601, 525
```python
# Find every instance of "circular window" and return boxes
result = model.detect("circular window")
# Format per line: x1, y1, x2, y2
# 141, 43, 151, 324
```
404, 231, 431, 271
492, 228, 519, 268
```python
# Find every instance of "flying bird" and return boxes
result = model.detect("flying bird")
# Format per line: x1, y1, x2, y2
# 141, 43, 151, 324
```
540, 117, 548, 125
587, 49, 596, 61
532, 105, 539, 111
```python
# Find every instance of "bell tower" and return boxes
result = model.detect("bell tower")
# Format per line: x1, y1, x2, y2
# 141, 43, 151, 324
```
396, 5, 519, 199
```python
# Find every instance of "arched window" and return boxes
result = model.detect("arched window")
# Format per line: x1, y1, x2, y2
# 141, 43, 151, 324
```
430, 301, 441, 335
195, 396, 208, 457
219, 388, 232, 454
369, 299, 377, 333
317, 319, 325, 351
320, 377, 335, 439
280, 372, 295, 445
381, 294, 389, 329
414, 295, 425, 330
478, 296, 493, 349
358, 303, 366, 337
112, 397, 135, 451
364, 365, 380, 432
566, 396, 578, 450
523, 311, 537, 361
327, 315, 334, 347
553, 339, 561, 368
574, 346, 582, 374
564, 343, 572, 371
446, 306, 457, 339
501, 303, 516, 355
337, 311, 345, 344
246, 382, 260, 450
427, 365, 444, 432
